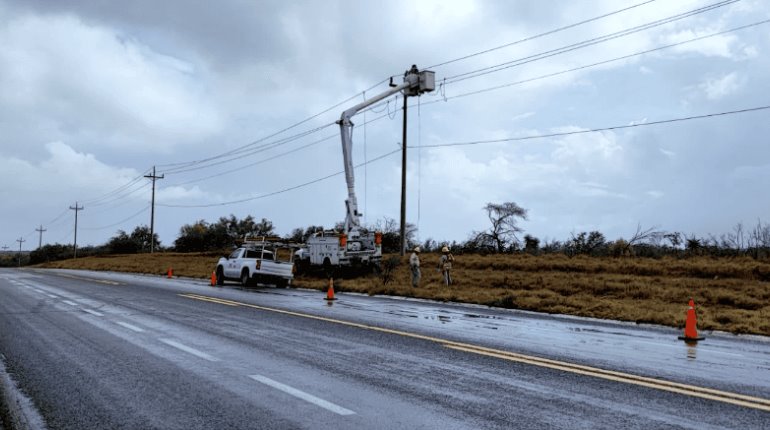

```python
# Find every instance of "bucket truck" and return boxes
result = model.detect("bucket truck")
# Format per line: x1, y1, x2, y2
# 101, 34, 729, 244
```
295, 65, 435, 271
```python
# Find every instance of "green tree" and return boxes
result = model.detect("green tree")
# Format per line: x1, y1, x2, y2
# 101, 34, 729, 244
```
130, 225, 160, 252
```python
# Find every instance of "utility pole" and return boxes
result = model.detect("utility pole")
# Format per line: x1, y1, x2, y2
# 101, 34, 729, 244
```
399, 93, 409, 256
70, 202, 84, 258
1, 245, 8, 252
144, 166, 164, 253
16, 237, 25, 267
398, 65, 435, 255
35, 224, 47, 249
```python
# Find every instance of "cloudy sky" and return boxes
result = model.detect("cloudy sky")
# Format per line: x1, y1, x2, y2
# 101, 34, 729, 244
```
1, 0, 769, 251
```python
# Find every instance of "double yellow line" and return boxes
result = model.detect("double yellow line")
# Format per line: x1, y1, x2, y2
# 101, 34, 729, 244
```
179, 293, 770, 412
47, 272, 122, 286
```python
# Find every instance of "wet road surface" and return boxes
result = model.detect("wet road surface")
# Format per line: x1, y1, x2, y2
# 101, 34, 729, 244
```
0, 268, 768, 429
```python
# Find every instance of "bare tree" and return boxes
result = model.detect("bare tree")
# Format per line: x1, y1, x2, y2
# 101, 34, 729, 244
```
481, 202, 528, 253
628, 223, 664, 246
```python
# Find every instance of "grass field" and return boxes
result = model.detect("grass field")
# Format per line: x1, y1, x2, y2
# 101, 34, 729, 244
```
38, 252, 770, 336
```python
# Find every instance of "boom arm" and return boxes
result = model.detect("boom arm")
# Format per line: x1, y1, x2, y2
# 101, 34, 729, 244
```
339, 78, 414, 235
339, 65, 434, 235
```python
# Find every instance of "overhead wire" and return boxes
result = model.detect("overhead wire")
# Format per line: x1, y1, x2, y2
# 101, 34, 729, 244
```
87, 182, 151, 209
81, 205, 150, 231
415, 106, 770, 149
33, 2, 751, 230
155, 77, 395, 172
154, 105, 769, 209
426, 0, 659, 69
157, 150, 402, 209
164, 112, 392, 187
160, 122, 337, 176
419, 19, 770, 108
443, 0, 739, 84
356, 0, 740, 120
80, 169, 152, 206
53, 227, 75, 244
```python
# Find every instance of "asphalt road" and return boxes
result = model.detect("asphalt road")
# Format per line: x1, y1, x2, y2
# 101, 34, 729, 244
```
0, 268, 768, 429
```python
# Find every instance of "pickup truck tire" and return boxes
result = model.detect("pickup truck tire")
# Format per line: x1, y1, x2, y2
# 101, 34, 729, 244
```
240, 269, 251, 287
216, 267, 225, 286
275, 278, 288, 288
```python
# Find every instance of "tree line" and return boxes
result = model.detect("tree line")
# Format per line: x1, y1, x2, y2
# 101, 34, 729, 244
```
5, 201, 769, 266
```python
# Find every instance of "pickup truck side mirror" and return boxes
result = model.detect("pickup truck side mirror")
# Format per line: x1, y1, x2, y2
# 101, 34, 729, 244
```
223, 255, 229, 260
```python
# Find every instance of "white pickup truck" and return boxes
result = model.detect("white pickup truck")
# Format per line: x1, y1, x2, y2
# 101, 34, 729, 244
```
215, 240, 295, 288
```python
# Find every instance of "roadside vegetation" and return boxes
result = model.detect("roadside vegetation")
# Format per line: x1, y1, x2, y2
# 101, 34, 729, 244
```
37, 252, 770, 337
18, 203, 770, 336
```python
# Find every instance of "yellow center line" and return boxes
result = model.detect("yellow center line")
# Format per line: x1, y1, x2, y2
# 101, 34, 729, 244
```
45, 272, 123, 286
179, 293, 240, 307
177, 293, 770, 412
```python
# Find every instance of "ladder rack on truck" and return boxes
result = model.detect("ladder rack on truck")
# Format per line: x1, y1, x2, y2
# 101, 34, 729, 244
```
215, 236, 297, 288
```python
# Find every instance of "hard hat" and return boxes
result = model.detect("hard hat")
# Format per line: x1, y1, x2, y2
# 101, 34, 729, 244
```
442, 246, 449, 253
414, 246, 421, 253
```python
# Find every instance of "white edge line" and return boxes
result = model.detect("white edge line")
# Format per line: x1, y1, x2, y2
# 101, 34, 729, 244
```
116, 321, 145, 333
159, 339, 219, 362
82, 309, 103, 317
249, 374, 356, 416
46, 294, 58, 299
62, 300, 78, 306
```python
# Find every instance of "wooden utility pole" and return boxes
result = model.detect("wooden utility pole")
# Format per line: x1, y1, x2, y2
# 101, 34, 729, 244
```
70, 202, 84, 258
16, 237, 25, 267
399, 95, 408, 256
35, 225, 47, 249
144, 166, 164, 253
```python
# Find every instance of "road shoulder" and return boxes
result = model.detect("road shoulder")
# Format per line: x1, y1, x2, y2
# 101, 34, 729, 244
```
0, 354, 46, 430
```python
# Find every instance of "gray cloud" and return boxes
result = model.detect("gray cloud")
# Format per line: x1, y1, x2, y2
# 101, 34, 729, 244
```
1, 0, 768, 249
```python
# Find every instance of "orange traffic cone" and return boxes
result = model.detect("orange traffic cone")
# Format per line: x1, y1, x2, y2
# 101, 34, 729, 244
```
678, 297, 705, 342
325, 277, 337, 301
167, 267, 173, 278
210, 271, 217, 287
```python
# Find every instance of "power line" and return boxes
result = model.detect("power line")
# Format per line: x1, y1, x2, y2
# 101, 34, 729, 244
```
67, 79, 397, 223
164, 112, 392, 187
443, 0, 738, 85
157, 149, 401, 209
155, 105, 768, 209
167, 133, 337, 187
87, 181, 151, 209
427, 0, 659, 69
359, 2, 740, 119
81, 205, 150, 231
160, 122, 337, 176
54, 227, 75, 244
80, 169, 152, 206
156, 78, 394, 172
46, 207, 71, 226
416, 106, 770, 149
421, 19, 770, 107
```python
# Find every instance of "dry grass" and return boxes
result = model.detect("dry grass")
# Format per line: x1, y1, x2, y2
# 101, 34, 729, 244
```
37, 252, 770, 336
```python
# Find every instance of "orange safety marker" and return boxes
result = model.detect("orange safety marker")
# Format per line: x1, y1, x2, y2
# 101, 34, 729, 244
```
210, 271, 217, 287
678, 297, 705, 342
167, 267, 173, 278
325, 278, 337, 301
